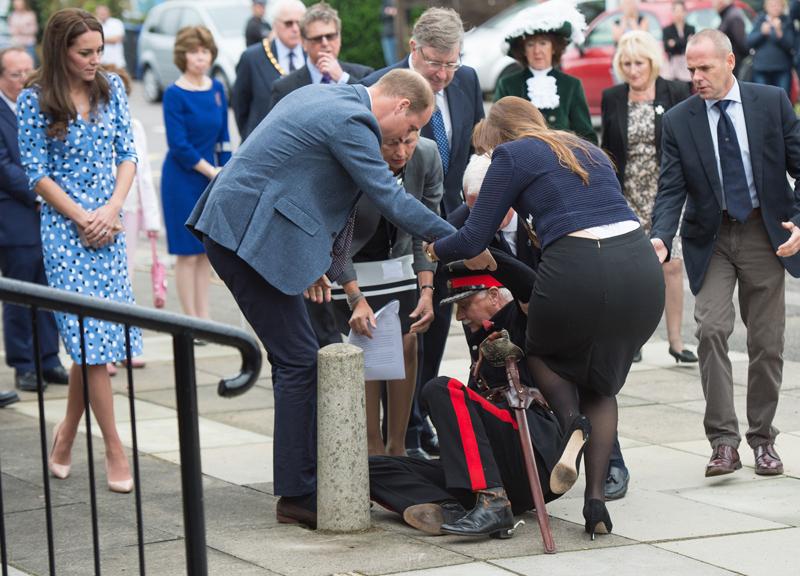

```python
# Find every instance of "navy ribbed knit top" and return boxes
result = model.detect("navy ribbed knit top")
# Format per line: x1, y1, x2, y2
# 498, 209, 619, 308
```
433, 137, 637, 262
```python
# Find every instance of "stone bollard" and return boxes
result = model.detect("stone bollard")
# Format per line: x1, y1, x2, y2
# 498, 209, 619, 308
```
317, 343, 370, 531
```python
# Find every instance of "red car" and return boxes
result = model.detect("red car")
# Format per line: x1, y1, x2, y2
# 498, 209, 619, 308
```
561, 0, 757, 116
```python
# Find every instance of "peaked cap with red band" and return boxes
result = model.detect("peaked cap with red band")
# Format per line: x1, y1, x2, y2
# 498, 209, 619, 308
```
441, 261, 505, 305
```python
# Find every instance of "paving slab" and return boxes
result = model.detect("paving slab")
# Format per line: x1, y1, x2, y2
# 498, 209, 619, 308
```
675, 476, 800, 526
154, 441, 274, 485
620, 366, 705, 404
136, 380, 275, 413
383, 562, 518, 576
495, 543, 737, 576
207, 407, 275, 436
206, 525, 472, 576
114, 416, 268, 453
656, 527, 800, 576
670, 392, 800, 437
617, 403, 706, 444
545, 489, 785, 542
10, 394, 177, 424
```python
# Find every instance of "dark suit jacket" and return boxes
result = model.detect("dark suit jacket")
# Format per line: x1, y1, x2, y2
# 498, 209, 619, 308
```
231, 40, 305, 140
651, 82, 800, 294
662, 23, 695, 56
600, 77, 691, 187
0, 99, 39, 247
494, 68, 597, 143
269, 61, 374, 110
361, 59, 485, 218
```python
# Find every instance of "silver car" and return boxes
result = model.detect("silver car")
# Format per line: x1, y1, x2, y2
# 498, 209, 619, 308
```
138, 0, 251, 103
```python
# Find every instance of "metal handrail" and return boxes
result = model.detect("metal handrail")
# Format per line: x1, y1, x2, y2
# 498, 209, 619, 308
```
0, 276, 263, 575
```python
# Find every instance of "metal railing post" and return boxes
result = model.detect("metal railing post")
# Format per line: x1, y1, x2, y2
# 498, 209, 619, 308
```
172, 333, 207, 576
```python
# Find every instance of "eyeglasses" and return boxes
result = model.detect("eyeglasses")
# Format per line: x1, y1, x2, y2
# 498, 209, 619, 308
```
304, 31, 339, 44
279, 19, 300, 28
4, 71, 30, 80
416, 46, 461, 72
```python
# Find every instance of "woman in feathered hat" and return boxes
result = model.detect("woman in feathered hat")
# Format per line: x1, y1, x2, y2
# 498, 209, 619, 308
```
494, 0, 595, 143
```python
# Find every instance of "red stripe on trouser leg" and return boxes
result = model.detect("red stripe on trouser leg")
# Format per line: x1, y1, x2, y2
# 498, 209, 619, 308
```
446, 378, 487, 491
463, 386, 518, 429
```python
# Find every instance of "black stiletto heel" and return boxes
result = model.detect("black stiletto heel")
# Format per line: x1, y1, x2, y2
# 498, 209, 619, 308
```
583, 499, 612, 540
668, 347, 698, 363
550, 415, 591, 494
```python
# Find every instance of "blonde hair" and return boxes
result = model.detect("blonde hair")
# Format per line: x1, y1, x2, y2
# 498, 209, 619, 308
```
473, 96, 599, 185
613, 30, 662, 85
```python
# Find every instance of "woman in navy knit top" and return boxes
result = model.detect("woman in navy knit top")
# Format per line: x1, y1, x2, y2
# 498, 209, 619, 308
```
426, 97, 665, 538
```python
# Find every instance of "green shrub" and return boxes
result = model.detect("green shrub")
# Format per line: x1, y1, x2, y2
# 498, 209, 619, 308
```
312, 0, 385, 70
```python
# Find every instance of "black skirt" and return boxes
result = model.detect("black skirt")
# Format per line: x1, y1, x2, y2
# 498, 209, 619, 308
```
525, 227, 665, 397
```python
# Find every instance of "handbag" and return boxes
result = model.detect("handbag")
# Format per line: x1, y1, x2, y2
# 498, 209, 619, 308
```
149, 235, 167, 308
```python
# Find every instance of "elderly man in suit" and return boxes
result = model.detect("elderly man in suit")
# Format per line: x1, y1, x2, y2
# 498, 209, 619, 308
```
270, 2, 374, 109
362, 7, 485, 458
231, 0, 306, 140
651, 29, 800, 478
0, 47, 68, 394
187, 69, 494, 528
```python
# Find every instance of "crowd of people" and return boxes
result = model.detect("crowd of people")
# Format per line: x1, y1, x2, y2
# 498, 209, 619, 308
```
2, 0, 800, 547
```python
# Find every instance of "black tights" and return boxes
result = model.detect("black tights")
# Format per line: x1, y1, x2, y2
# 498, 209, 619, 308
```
527, 356, 617, 502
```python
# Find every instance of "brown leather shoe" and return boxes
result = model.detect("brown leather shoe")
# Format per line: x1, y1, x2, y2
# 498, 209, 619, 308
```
276, 495, 317, 529
705, 445, 742, 477
754, 443, 784, 476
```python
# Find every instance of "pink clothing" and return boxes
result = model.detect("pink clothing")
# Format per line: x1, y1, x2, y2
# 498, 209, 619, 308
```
8, 11, 37, 48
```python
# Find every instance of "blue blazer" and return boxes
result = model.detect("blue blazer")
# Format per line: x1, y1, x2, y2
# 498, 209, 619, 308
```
652, 82, 800, 294
187, 83, 456, 295
361, 59, 485, 217
0, 100, 39, 247
232, 40, 305, 141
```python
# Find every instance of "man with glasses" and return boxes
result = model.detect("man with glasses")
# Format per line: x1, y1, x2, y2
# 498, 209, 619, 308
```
270, 2, 374, 109
362, 7, 485, 460
232, 0, 307, 140
0, 47, 68, 395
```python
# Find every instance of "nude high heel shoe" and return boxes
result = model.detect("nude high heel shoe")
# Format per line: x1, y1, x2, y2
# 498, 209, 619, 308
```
48, 422, 72, 480
105, 456, 134, 493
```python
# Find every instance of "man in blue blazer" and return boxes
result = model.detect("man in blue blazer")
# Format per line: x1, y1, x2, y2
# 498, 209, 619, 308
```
231, 0, 306, 140
651, 30, 800, 478
187, 70, 493, 528
0, 48, 67, 393
361, 7, 485, 457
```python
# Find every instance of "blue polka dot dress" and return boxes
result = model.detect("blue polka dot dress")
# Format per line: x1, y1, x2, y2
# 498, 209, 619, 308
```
17, 73, 143, 364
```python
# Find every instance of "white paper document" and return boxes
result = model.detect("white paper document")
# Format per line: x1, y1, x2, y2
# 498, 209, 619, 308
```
347, 299, 405, 381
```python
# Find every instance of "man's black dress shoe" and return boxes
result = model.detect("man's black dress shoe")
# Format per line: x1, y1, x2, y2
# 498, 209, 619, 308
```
43, 366, 69, 385
440, 487, 515, 539
276, 493, 317, 529
15, 371, 46, 392
604, 465, 629, 500
403, 500, 466, 535
0, 390, 20, 408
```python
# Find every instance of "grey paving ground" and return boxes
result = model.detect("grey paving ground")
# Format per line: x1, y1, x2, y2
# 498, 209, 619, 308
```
1, 82, 799, 575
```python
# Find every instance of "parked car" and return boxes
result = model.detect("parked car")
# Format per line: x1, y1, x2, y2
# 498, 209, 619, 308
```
138, 0, 251, 103
561, 0, 756, 115
462, 0, 604, 97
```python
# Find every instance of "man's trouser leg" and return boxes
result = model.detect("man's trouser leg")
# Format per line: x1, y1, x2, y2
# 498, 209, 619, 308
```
368, 455, 455, 514
205, 237, 318, 497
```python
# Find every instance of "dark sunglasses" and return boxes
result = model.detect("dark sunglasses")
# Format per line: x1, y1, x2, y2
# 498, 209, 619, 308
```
304, 32, 339, 44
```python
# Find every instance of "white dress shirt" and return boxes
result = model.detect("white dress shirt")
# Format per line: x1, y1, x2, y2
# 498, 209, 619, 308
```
704, 80, 759, 209
274, 38, 304, 75
409, 56, 452, 145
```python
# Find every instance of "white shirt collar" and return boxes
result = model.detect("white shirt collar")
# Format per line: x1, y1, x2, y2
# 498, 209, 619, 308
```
529, 66, 553, 78
705, 79, 741, 111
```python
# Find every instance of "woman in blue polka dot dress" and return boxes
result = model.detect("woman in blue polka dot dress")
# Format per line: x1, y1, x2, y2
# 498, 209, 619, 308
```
17, 8, 141, 493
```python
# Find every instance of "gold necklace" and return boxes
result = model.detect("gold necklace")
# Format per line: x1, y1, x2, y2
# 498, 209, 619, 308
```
263, 39, 287, 76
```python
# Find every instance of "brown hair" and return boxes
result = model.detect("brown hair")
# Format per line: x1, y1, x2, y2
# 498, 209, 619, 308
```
28, 8, 109, 139
508, 33, 569, 68
474, 96, 598, 184
374, 69, 434, 114
173, 26, 218, 72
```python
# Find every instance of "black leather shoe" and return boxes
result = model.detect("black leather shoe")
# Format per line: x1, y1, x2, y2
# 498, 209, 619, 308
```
43, 365, 69, 385
406, 447, 432, 460
440, 487, 515, 539
403, 500, 466, 535
583, 498, 612, 540
15, 371, 45, 392
604, 465, 630, 500
668, 347, 698, 363
0, 390, 20, 408
276, 493, 317, 529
